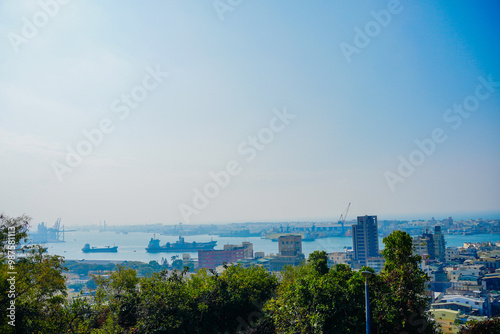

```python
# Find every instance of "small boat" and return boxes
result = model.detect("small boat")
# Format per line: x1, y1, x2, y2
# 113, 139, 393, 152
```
82, 244, 118, 253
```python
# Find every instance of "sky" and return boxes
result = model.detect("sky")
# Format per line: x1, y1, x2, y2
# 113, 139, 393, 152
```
1, 0, 499, 226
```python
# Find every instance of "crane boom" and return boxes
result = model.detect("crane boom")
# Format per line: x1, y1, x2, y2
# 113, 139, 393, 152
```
338, 202, 351, 231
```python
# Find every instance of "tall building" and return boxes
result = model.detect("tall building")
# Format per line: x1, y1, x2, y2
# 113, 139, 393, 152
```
434, 226, 446, 262
413, 234, 432, 259
352, 215, 379, 266
412, 226, 446, 261
413, 228, 435, 260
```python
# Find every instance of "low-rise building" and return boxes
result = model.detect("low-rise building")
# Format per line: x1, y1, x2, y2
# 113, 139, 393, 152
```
254, 251, 265, 259
482, 272, 500, 290
223, 241, 253, 259
475, 254, 500, 269
328, 251, 353, 267
446, 247, 460, 263
269, 253, 305, 271
270, 235, 305, 271
198, 247, 246, 270
366, 257, 385, 273
446, 265, 485, 282
439, 294, 486, 315
431, 301, 473, 315
429, 309, 461, 334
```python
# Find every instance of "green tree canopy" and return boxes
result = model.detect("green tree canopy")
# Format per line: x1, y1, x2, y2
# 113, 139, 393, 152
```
460, 317, 500, 334
374, 230, 438, 334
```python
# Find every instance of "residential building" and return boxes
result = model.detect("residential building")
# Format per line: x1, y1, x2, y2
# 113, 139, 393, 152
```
328, 251, 353, 267
366, 257, 385, 273
446, 247, 460, 263
278, 235, 302, 256
439, 294, 487, 315
475, 254, 500, 269
430, 309, 461, 334
413, 233, 434, 259
412, 226, 446, 261
270, 235, 305, 271
434, 226, 446, 262
446, 265, 485, 282
254, 251, 265, 259
352, 215, 379, 266
223, 241, 253, 259
482, 272, 500, 290
269, 254, 305, 271
431, 301, 472, 315
198, 242, 253, 270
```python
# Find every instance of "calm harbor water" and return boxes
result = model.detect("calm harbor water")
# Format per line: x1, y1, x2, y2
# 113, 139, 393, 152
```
39, 231, 500, 263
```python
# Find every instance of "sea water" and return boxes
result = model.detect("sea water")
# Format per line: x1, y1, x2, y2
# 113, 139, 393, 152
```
38, 231, 500, 263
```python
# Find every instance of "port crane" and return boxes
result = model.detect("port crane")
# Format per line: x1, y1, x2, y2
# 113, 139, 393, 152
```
337, 202, 351, 234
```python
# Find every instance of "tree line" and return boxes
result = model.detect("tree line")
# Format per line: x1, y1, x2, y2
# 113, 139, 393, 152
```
1, 213, 498, 333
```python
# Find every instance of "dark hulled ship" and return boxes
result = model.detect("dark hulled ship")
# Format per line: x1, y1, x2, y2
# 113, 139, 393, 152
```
82, 244, 118, 253
146, 236, 216, 253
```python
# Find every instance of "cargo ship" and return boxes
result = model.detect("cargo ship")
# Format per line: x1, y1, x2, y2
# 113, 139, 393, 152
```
82, 244, 118, 253
146, 236, 217, 253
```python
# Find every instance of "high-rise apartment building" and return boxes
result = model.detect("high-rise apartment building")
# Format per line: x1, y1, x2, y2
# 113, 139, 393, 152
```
412, 226, 446, 261
352, 215, 379, 266
433, 226, 446, 262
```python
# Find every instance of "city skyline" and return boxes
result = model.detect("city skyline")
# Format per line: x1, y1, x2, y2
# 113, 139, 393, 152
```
1, 1, 499, 226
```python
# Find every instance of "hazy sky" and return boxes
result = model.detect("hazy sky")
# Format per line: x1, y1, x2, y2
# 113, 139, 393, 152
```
1, 1, 499, 226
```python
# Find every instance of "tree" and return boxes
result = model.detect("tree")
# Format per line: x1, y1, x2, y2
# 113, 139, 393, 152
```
172, 259, 184, 271
265, 261, 368, 333
266, 232, 441, 333
1, 245, 68, 333
136, 264, 277, 333
308, 250, 329, 275
93, 265, 140, 330
460, 317, 500, 334
0, 213, 30, 248
1, 214, 68, 333
373, 230, 438, 334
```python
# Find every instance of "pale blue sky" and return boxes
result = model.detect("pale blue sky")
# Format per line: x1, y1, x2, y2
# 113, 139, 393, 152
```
1, 0, 499, 225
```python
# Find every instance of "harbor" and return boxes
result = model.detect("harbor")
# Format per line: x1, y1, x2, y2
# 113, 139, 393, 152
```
35, 230, 500, 263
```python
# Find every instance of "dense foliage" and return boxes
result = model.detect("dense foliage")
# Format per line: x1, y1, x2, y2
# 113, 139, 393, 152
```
65, 259, 166, 277
374, 230, 438, 333
0, 213, 452, 333
1, 214, 68, 333
265, 254, 368, 333
459, 317, 500, 334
